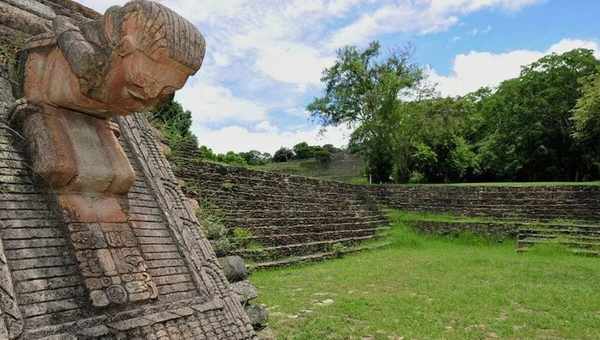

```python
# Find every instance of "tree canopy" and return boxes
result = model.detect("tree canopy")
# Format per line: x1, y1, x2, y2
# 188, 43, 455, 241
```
309, 43, 600, 183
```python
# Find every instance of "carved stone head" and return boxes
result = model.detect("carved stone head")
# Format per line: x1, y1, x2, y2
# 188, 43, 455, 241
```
19, 0, 205, 117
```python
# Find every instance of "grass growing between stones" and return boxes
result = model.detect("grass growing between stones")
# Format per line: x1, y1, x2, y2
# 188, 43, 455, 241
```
251, 211, 600, 339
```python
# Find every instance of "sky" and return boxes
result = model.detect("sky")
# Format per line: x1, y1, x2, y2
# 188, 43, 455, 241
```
78, 0, 600, 154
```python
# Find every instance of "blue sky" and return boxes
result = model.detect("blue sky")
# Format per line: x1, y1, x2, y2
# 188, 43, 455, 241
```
80, 0, 600, 154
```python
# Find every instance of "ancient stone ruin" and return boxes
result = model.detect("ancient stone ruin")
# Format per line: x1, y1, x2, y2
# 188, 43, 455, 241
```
0, 0, 255, 338
175, 160, 389, 268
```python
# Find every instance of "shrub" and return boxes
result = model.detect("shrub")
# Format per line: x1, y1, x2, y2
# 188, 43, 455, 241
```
232, 227, 253, 249
315, 149, 332, 168
331, 243, 347, 258
213, 238, 233, 257
273, 147, 294, 162
205, 220, 227, 240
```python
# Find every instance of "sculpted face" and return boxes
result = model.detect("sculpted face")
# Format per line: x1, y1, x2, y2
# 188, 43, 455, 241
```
102, 37, 194, 115
28, 0, 204, 118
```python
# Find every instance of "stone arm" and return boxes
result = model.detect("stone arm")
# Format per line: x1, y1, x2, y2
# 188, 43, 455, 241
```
53, 15, 108, 94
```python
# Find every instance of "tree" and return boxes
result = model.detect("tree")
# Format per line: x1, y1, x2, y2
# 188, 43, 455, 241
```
308, 41, 424, 183
293, 142, 314, 159
151, 98, 193, 139
273, 147, 294, 162
322, 144, 341, 154
476, 49, 600, 180
240, 150, 271, 165
198, 145, 217, 161
218, 151, 247, 165
314, 149, 332, 168
149, 98, 198, 163
573, 72, 600, 141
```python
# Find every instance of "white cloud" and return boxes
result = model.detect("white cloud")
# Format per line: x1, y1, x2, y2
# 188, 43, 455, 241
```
329, 0, 542, 47
254, 43, 335, 88
429, 38, 600, 97
255, 121, 279, 133
175, 78, 267, 123
548, 39, 600, 57
193, 124, 352, 154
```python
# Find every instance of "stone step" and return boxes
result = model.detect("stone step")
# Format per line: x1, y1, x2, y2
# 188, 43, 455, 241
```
193, 188, 369, 205
517, 233, 600, 243
240, 220, 390, 236
222, 209, 383, 220
203, 199, 372, 213
516, 244, 600, 257
236, 235, 380, 261
518, 228, 600, 237
248, 241, 392, 270
224, 216, 388, 228
245, 227, 390, 246
517, 237, 600, 250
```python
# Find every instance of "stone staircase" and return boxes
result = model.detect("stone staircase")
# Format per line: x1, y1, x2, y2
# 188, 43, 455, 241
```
174, 160, 390, 268
517, 221, 600, 256
403, 216, 600, 256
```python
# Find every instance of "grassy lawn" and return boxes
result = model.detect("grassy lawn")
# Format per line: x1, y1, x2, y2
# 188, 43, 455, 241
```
400, 181, 600, 187
251, 212, 600, 339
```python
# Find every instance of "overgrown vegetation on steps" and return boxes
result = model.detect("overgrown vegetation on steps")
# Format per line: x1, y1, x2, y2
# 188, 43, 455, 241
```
251, 213, 600, 339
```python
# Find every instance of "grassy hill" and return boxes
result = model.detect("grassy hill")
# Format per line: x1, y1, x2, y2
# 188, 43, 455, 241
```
253, 152, 367, 184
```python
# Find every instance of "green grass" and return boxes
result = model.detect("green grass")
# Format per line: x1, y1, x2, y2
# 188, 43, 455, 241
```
251, 212, 600, 339
402, 181, 600, 187
253, 153, 366, 184
390, 210, 494, 224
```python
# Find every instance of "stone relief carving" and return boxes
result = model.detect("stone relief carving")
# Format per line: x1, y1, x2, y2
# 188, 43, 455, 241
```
0, 238, 23, 339
8, 0, 205, 308
119, 112, 255, 334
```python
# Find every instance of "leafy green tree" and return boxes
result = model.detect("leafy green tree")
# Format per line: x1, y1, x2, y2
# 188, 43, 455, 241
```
149, 98, 198, 163
273, 147, 294, 162
151, 98, 193, 138
322, 144, 341, 154
293, 142, 314, 159
240, 150, 271, 165
198, 145, 217, 161
217, 151, 247, 165
573, 72, 600, 141
308, 41, 423, 183
477, 49, 600, 180
314, 149, 332, 168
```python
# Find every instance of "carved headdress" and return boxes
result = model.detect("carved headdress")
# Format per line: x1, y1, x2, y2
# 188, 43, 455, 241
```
15, 0, 205, 102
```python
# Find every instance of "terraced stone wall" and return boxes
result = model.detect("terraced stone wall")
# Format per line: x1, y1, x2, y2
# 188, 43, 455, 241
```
174, 160, 389, 266
370, 185, 600, 221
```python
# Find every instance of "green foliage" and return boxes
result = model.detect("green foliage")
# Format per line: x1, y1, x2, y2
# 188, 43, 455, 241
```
475, 49, 600, 181
213, 238, 233, 257
293, 142, 314, 160
149, 98, 198, 167
204, 219, 227, 240
273, 147, 294, 162
314, 148, 332, 168
330, 242, 346, 258
231, 227, 258, 250
239, 150, 272, 165
310, 44, 600, 183
308, 41, 426, 183
574, 72, 600, 141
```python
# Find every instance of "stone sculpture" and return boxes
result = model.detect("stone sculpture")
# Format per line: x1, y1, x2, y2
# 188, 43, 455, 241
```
0, 0, 253, 338
10, 0, 204, 309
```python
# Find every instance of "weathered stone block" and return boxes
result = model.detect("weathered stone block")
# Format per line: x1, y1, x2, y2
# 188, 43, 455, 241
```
219, 255, 249, 282
231, 280, 258, 304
